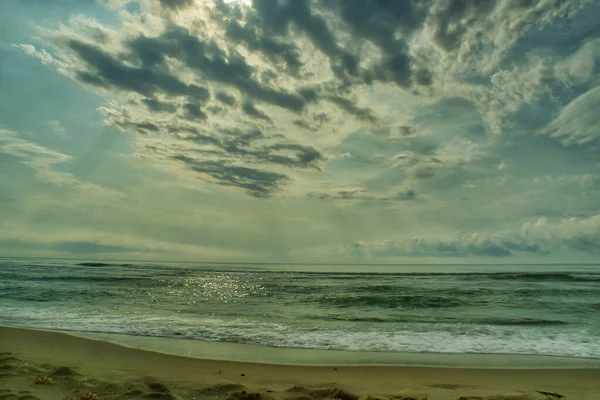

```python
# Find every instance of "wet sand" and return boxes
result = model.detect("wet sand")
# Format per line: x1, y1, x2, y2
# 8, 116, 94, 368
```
1, 326, 598, 400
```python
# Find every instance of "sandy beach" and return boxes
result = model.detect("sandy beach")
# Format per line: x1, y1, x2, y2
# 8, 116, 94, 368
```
1, 327, 599, 400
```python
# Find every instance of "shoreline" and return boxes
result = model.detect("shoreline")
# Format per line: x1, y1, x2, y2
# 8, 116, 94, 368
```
2, 326, 600, 400
67, 329, 600, 369
3, 324, 600, 368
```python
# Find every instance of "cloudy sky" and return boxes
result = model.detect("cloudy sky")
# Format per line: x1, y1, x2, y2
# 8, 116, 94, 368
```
1, 0, 599, 263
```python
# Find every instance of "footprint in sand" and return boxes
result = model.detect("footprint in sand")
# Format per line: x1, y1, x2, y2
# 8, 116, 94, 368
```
0, 353, 22, 375
0, 389, 22, 400
146, 382, 170, 393
0, 356, 21, 364
285, 386, 359, 400
16, 390, 40, 400
143, 393, 177, 400
50, 366, 81, 378
194, 383, 244, 396
457, 392, 566, 400
428, 383, 472, 390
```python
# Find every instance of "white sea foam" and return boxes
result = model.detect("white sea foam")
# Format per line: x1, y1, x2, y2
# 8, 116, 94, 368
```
2, 303, 599, 358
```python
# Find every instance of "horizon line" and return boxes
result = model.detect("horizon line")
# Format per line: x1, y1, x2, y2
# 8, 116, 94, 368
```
1, 255, 599, 267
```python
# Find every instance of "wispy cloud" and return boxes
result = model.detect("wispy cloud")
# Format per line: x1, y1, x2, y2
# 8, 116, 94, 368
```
0, 128, 123, 199
541, 85, 600, 146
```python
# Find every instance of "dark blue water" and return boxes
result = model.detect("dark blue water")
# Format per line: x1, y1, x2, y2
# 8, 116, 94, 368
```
1, 259, 599, 358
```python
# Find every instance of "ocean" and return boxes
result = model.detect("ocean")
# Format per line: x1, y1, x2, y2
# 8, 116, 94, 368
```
1, 258, 600, 359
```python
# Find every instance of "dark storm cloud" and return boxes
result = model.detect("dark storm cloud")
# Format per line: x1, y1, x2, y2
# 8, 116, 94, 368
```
293, 119, 313, 130
374, 53, 413, 88
225, 18, 303, 75
221, 128, 264, 148
142, 98, 177, 113
60, 0, 484, 158
246, 0, 359, 77
65, 26, 308, 118
183, 103, 208, 120
310, 189, 365, 200
170, 155, 288, 197
321, 0, 428, 87
216, 0, 359, 80
291, 0, 576, 88
68, 40, 211, 101
112, 119, 160, 134
242, 102, 272, 123
234, 0, 447, 89
327, 96, 376, 123
216, 91, 237, 106
61, 0, 578, 125
398, 126, 417, 136
267, 143, 324, 167
158, 0, 193, 10
283, 0, 359, 78
429, 1, 495, 52
217, 133, 324, 169
171, 127, 221, 146
424, 0, 582, 73
310, 188, 417, 202
55, 0, 576, 201
396, 189, 417, 201
297, 87, 320, 102
130, 118, 324, 195
414, 68, 433, 86
325, 0, 427, 50
127, 26, 306, 112
106, 111, 222, 143
132, 122, 160, 133
410, 164, 438, 179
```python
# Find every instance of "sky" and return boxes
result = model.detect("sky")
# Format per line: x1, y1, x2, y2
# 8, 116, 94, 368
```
0, 0, 599, 263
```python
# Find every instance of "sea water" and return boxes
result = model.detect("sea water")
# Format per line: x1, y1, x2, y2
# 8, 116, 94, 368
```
1, 259, 599, 359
